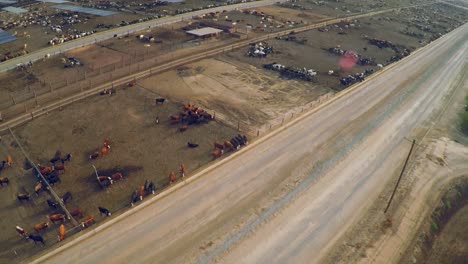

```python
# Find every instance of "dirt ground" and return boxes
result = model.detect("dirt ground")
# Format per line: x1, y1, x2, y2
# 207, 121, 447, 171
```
139, 57, 331, 131
0, 84, 238, 263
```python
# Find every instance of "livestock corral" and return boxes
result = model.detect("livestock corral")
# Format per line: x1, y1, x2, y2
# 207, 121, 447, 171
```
0, 0, 466, 263
0, 85, 241, 263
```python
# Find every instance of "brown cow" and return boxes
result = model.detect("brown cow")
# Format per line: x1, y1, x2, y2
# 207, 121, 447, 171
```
101, 146, 109, 155
180, 164, 186, 177
103, 139, 111, 149
211, 149, 224, 160
58, 224, 65, 242
34, 222, 50, 233
214, 142, 224, 150
48, 214, 66, 224
54, 164, 65, 173
169, 171, 176, 184
15, 226, 28, 238
70, 208, 84, 219
6, 155, 12, 167
224, 141, 234, 151
111, 172, 123, 182
179, 125, 188, 132
138, 185, 145, 200
81, 215, 94, 228
34, 182, 43, 195
38, 165, 54, 174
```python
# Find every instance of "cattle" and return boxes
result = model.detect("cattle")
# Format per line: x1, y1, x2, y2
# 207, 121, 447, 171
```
0, 177, 9, 186
48, 214, 66, 224
101, 146, 109, 155
224, 141, 234, 151
230, 138, 240, 150
89, 152, 100, 160
47, 199, 59, 210
27, 234, 45, 245
70, 208, 84, 219
34, 182, 43, 195
103, 139, 111, 149
15, 226, 28, 238
187, 142, 199, 148
46, 172, 60, 185
211, 149, 224, 160
169, 171, 176, 184
179, 125, 188, 132
34, 222, 50, 233
155, 98, 166, 104
49, 156, 61, 165
55, 164, 65, 174
147, 181, 156, 194
17, 192, 31, 202
6, 155, 12, 167
38, 165, 54, 175
58, 224, 65, 242
98, 206, 111, 217
60, 153, 72, 164
110, 172, 123, 183
0, 160, 6, 173
81, 215, 94, 228
214, 142, 224, 150
180, 164, 186, 177
97, 176, 112, 187
130, 190, 139, 207
138, 185, 145, 200
61, 192, 72, 203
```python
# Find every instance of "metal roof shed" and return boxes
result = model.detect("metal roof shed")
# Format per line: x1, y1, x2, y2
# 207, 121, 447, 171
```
186, 27, 223, 37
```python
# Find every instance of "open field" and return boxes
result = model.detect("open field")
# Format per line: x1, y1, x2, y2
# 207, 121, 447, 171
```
0, 85, 238, 263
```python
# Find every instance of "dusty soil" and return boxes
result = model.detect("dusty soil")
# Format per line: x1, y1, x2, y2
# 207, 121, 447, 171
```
139, 57, 331, 132
0, 84, 238, 264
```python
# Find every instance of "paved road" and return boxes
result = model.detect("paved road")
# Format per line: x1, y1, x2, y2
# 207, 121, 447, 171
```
0, 0, 287, 72
31, 22, 467, 264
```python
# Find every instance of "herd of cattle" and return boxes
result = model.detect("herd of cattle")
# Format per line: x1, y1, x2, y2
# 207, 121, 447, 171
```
169, 103, 214, 131
1, 150, 115, 247
211, 134, 249, 159
247, 42, 273, 58
263, 62, 317, 81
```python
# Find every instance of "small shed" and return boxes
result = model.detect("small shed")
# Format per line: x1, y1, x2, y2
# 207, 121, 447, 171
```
186, 27, 223, 38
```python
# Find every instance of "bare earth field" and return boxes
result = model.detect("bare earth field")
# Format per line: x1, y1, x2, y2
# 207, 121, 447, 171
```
0, 85, 237, 264
140, 57, 331, 130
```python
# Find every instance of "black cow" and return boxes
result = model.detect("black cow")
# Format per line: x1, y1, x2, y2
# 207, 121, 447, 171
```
27, 234, 45, 245
61, 154, 72, 164
155, 98, 166, 104
130, 190, 139, 207
98, 206, 111, 217
47, 199, 59, 209
61, 192, 72, 203
17, 192, 31, 202
187, 142, 199, 148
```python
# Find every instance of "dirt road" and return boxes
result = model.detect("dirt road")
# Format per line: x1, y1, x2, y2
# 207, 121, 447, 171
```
30, 22, 467, 264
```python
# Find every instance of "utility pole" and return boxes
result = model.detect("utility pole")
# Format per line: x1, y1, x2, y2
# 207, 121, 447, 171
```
384, 139, 416, 214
